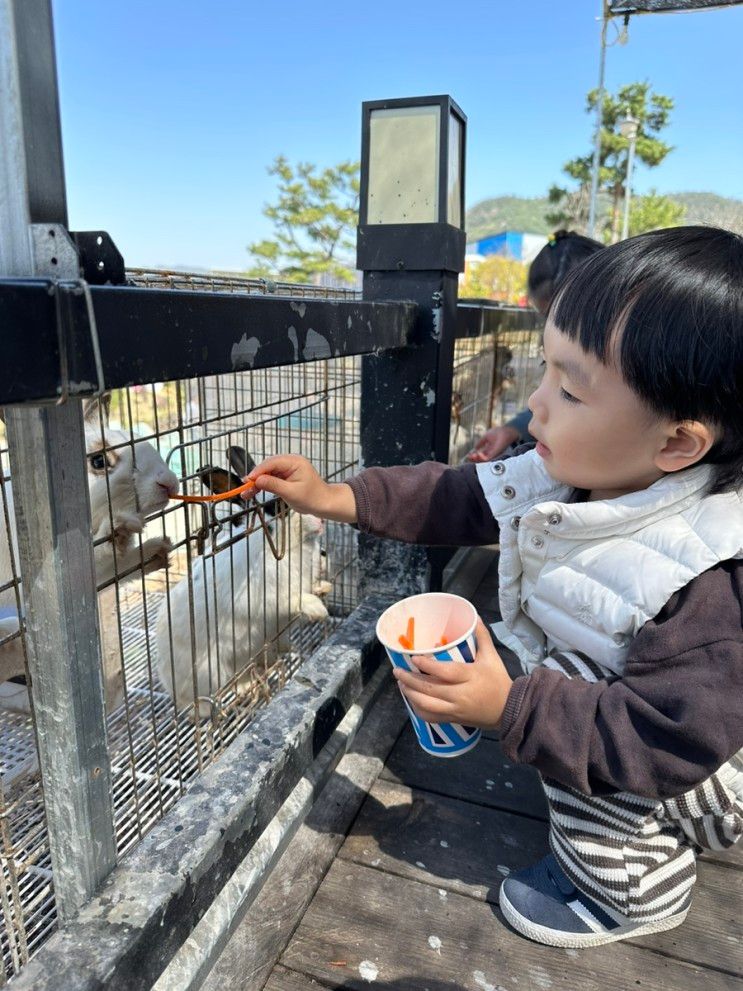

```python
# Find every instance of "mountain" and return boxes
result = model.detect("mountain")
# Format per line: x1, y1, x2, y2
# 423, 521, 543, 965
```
465, 191, 743, 240
466, 197, 553, 239
666, 192, 743, 233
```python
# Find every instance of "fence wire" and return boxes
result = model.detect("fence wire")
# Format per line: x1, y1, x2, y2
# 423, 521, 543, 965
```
449, 311, 543, 464
0, 279, 541, 983
0, 273, 362, 983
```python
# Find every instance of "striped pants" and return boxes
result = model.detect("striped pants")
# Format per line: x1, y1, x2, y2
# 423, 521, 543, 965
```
541, 652, 743, 922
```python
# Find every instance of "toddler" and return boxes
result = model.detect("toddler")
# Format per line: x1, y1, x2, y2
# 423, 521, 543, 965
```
247, 226, 743, 948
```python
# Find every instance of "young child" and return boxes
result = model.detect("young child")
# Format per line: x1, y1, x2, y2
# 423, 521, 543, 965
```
468, 228, 604, 462
246, 226, 743, 949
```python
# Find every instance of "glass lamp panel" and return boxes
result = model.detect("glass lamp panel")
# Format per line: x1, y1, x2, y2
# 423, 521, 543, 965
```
447, 112, 463, 229
367, 105, 440, 224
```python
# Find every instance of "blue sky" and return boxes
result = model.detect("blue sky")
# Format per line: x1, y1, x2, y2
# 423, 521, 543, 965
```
51, 0, 743, 270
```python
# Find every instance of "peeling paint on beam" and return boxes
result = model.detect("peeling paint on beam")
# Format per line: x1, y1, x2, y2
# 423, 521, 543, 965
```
0, 281, 417, 405
10, 593, 395, 991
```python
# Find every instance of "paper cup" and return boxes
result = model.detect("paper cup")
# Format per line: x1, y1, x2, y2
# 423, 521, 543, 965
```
376, 592, 481, 758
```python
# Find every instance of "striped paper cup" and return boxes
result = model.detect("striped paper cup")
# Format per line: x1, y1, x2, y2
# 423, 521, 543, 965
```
376, 592, 481, 758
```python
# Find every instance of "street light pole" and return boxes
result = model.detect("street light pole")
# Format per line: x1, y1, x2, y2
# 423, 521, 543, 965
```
619, 113, 639, 239
587, 0, 609, 238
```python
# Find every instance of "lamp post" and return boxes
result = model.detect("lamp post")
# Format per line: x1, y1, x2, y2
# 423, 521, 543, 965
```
589, 1, 737, 236
587, 1, 610, 238
587, 2, 631, 237
359, 95, 466, 246
619, 113, 639, 240
357, 95, 467, 593
357, 95, 467, 466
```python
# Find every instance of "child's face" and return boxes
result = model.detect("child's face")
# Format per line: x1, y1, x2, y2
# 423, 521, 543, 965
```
527, 321, 671, 499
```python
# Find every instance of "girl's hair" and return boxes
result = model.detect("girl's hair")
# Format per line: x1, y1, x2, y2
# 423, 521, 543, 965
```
528, 230, 604, 306
551, 226, 743, 493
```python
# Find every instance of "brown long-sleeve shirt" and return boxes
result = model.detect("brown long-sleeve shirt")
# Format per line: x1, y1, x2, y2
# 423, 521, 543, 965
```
347, 461, 743, 799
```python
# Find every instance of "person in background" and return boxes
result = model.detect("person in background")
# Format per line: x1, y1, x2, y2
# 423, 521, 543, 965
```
467, 230, 604, 462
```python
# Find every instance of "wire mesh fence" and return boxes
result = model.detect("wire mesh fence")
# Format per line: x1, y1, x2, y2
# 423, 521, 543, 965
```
126, 268, 361, 299
0, 273, 364, 983
0, 429, 54, 985
449, 305, 544, 464
0, 276, 541, 982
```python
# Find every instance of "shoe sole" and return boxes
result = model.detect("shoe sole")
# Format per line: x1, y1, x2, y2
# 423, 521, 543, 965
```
499, 885, 689, 948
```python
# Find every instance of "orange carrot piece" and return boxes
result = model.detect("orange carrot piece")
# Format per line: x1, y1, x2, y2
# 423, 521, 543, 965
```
398, 635, 413, 650
171, 477, 257, 504
406, 617, 415, 649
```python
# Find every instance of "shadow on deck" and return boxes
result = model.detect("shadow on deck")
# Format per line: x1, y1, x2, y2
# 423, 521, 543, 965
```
201, 547, 743, 991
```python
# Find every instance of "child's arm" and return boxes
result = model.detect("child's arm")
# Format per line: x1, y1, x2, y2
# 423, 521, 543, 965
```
247, 454, 500, 546
498, 561, 743, 799
397, 562, 743, 800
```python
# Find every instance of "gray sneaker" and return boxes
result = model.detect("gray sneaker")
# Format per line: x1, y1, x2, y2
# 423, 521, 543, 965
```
499, 854, 690, 948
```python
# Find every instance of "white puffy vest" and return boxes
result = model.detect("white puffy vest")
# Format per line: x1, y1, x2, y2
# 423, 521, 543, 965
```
476, 450, 743, 675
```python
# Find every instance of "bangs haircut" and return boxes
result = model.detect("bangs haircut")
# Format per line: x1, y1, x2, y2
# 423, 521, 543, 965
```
551, 226, 743, 493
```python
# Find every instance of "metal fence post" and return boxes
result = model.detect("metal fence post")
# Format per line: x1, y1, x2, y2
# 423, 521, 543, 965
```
0, 0, 116, 921
357, 97, 467, 596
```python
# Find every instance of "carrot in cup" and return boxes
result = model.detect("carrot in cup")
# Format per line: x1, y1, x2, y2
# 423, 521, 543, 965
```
398, 616, 416, 650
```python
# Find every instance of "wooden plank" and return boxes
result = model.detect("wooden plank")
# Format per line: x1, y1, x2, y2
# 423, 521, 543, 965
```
381, 726, 548, 819
279, 860, 743, 991
340, 777, 548, 901
636, 859, 743, 971
444, 546, 499, 601
472, 577, 501, 606
339, 779, 742, 977
705, 843, 743, 870
200, 680, 408, 991
383, 725, 743, 873
264, 965, 334, 991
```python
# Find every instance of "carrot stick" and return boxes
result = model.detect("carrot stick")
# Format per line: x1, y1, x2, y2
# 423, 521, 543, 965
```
398, 635, 413, 650
406, 617, 415, 649
170, 477, 257, 504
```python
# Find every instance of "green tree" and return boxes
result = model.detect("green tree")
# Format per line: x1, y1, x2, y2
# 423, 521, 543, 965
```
460, 255, 527, 304
247, 157, 359, 285
547, 82, 675, 242
628, 189, 686, 237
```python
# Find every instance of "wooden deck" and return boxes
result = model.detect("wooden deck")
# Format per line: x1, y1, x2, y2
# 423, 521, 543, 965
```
202, 548, 743, 991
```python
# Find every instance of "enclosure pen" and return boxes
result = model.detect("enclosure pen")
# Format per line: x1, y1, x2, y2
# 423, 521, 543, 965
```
0, 282, 540, 985
0, 5, 541, 983
449, 303, 543, 465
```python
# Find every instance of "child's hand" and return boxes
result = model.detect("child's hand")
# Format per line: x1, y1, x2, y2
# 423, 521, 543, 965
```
393, 617, 513, 730
245, 454, 357, 524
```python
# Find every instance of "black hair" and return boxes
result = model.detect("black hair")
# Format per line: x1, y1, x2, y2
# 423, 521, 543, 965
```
551, 225, 743, 493
528, 230, 605, 306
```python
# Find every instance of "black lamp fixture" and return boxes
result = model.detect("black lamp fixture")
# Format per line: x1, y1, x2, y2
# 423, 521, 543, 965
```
357, 96, 467, 273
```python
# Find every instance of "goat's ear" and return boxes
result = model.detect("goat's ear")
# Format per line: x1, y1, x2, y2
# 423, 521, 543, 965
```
83, 392, 112, 425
